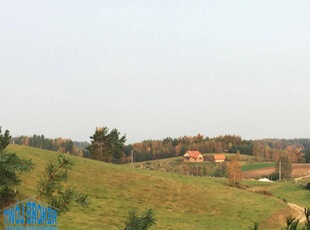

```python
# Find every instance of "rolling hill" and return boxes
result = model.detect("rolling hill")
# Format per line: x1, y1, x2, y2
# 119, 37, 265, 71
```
2, 145, 289, 229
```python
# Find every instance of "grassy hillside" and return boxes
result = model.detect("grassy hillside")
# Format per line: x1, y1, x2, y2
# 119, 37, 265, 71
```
3, 145, 288, 229
245, 179, 310, 208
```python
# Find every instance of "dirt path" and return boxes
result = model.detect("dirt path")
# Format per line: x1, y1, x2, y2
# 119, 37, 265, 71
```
288, 203, 306, 223
262, 203, 307, 229
294, 174, 310, 182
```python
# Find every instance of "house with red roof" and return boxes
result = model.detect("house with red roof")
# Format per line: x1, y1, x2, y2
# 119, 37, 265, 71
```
213, 154, 226, 163
183, 151, 203, 162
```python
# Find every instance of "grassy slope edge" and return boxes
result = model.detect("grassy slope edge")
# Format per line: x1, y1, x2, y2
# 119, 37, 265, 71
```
5, 145, 287, 229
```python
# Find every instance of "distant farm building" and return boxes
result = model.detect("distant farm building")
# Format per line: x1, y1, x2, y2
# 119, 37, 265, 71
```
213, 154, 225, 163
183, 151, 203, 162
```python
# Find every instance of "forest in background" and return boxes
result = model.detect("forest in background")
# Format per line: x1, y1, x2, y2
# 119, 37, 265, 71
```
124, 135, 308, 163
11, 135, 91, 158
11, 134, 310, 164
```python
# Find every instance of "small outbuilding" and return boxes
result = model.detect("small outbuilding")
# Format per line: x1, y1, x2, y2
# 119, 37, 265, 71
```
183, 151, 203, 162
213, 154, 226, 163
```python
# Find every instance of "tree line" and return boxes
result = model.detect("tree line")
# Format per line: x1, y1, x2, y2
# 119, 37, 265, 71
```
124, 134, 251, 162
11, 135, 89, 157
125, 135, 310, 163
11, 127, 310, 164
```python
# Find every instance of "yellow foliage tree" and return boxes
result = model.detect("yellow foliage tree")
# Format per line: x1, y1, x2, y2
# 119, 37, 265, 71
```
78, 150, 83, 158
227, 151, 242, 184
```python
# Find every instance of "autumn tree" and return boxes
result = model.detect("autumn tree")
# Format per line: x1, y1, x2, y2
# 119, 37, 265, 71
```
87, 126, 126, 163
227, 151, 242, 185
12, 135, 82, 155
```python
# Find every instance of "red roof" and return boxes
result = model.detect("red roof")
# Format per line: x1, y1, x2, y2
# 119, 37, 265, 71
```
184, 151, 202, 159
213, 154, 226, 160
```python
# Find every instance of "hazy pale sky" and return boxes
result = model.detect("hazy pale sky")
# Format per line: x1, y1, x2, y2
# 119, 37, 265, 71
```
1, 1, 310, 143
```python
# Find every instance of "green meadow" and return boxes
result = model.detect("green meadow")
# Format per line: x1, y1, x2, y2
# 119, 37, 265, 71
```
242, 163, 276, 172
244, 179, 310, 208
3, 145, 289, 229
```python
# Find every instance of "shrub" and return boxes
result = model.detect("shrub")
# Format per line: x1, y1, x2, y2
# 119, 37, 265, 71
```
306, 182, 310, 190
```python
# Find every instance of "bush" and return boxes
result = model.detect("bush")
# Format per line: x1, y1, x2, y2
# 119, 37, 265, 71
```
306, 182, 310, 190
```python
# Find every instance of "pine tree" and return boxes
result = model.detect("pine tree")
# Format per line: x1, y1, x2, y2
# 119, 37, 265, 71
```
0, 127, 34, 208
119, 209, 156, 230
36, 153, 88, 213
87, 127, 126, 163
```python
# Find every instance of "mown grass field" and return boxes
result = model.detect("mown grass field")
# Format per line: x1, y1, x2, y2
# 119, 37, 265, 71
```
242, 163, 276, 172
1, 145, 289, 229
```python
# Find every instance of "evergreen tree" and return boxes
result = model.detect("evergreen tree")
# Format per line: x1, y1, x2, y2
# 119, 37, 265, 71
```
119, 209, 156, 230
36, 153, 88, 214
87, 127, 126, 163
0, 127, 33, 208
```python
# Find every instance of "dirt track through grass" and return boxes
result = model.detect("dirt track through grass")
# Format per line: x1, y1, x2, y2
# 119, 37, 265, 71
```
288, 203, 306, 223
